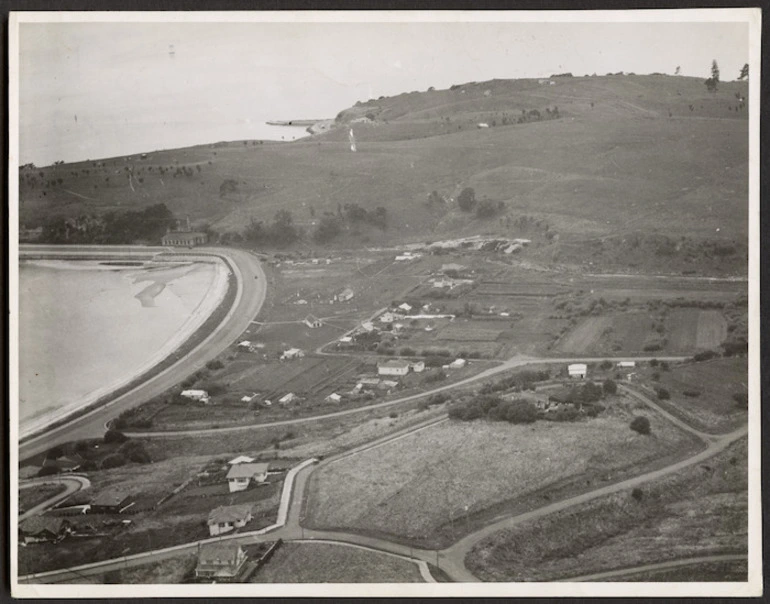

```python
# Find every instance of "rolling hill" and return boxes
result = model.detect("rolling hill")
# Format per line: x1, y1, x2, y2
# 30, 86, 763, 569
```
19, 74, 749, 274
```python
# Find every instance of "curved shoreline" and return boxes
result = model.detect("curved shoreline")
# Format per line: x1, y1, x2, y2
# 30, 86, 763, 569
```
18, 248, 241, 444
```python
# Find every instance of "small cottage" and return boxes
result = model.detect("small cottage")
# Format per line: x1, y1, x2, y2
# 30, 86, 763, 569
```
377, 359, 411, 376
226, 463, 269, 493
568, 363, 588, 379
207, 504, 254, 536
19, 517, 71, 545
195, 543, 249, 581
303, 315, 323, 329
90, 490, 134, 514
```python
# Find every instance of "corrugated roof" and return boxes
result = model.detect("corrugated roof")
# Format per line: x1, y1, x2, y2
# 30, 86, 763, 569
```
226, 462, 270, 479
207, 503, 253, 525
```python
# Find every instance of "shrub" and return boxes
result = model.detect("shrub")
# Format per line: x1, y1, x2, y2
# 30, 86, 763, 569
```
101, 453, 127, 469
682, 389, 702, 397
648, 359, 659, 367
389, 412, 398, 419
206, 360, 224, 371
204, 382, 226, 396
631, 488, 644, 501
693, 350, 718, 362
651, 371, 661, 381
399, 347, 416, 356
104, 429, 128, 444
655, 387, 671, 400
37, 465, 59, 477
45, 446, 64, 460
602, 379, 618, 396
630, 416, 651, 435
119, 441, 152, 464
599, 360, 613, 370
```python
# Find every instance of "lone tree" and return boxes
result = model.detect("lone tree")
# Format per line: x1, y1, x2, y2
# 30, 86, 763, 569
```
674, 65, 681, 75
705, 60, 720, 92
739, 63, 749, 80
457, 187, 477, 212
630, 416, 651, 435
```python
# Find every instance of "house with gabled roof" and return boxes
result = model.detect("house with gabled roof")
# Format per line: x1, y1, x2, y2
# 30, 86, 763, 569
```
195, 542, 249, 580
19, 516, 72, 544
226, 462, 269, 493
377, 359, 411, 376
207, 503, 254, 536
303, 314, 323, 328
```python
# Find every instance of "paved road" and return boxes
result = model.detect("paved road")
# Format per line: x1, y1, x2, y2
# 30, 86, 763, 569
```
18, 389, 747, 585
124, 356, 689, 439
19, 247, 266, 461
19, 475, 91, 521
556, 553, 748, 582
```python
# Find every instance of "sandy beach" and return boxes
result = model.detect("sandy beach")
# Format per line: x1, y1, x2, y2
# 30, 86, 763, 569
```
18, 258, 230, 439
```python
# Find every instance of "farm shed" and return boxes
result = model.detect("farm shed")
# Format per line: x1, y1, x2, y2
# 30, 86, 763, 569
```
207, 504, 254, 536
19, 517, 71, 545
379, 312, 396, 324
303, 315, 323, 329
568, 363, 588, 379
411, 361, 426, 373
398, 303, 413, 313
281, 348, 304, 360
361, 321, 375, 332
90, 490, 134, 514
228, 455, 256, 465
325, 393, 342, 403
278, 392, 298, 405
335, 288, 355, 302
237, 341, 252, 349
180, 389, 210, 403
226, 463, 269, 493
617, 361, 637, 368
449, 359, 467, 369
195, 543, 249, 580
377, 360, 411, 376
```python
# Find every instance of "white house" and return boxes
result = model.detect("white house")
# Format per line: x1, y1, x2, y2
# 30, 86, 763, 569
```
225, 463, 269, 493
361, 321, 375, 332
449, 358, 467, 369
207, 504, 254, 535
411, 360, 426, 373
180, 389, 210, 403
237, 341, 252, 349
379, 312, 396, 324
303, 314, 323, 329
279, 392, 298, 405
281, 348, 304, 360
240, 393, 258, 403
325, 392, 342, 404
617, 361, 636, 368
195, 542, 249, 580
335, 288, 355, 302
568, 363, 588, 379
377, 359, 411, 376
398, 303, 413, 313
227, 455, 255, 465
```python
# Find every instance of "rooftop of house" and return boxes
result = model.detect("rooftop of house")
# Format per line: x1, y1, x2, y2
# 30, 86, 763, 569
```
90, 490, 132, 507
207, 503, 254, 525
378, 359, 411, 369
197, 542, 245, 567
226, 462, 270, 479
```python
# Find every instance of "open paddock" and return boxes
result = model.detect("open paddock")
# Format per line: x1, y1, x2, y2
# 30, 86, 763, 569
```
304, 395, 701, 549
250, 541, 424, 583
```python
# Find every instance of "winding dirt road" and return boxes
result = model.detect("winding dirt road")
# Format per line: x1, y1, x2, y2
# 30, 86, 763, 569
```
19, 475, 91, 521
19, 247, 266, 460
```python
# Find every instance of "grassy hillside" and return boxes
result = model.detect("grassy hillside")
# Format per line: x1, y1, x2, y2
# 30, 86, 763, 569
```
19, 74, 748, 274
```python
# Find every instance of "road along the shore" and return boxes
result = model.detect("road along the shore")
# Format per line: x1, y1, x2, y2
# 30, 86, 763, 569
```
18, 247, 266, 461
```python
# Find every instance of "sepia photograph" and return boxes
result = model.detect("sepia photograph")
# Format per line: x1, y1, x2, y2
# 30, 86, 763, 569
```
9, 9, 761, 598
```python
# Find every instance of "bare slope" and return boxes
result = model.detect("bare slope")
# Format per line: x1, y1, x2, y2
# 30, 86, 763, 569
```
20, 75, 748, 272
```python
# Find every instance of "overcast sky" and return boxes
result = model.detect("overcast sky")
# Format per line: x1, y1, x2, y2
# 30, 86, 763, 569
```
17, 18, 749, 166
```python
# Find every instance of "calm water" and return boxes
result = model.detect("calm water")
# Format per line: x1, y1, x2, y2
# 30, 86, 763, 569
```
18, 260, 226, 435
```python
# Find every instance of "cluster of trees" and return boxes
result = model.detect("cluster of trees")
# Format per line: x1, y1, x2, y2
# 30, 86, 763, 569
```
243, 209, 301, 247
311, 203, 388, 244
455, 187, 506, 219
479, 369, 551, 395
449, 395, 539, 424
40, 203, 176, 244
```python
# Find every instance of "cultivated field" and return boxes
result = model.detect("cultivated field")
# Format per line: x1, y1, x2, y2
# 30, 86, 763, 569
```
304, 396, 701, 548
466, 438, 747, 582
250, 542, 424, 583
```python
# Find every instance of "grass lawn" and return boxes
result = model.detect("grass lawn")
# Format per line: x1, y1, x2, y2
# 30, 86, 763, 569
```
466, 437, 747, 582
250, 542, 424, 583
19, 482, 68, 513
652, 357, 748, 433
304, 394, 702, 548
